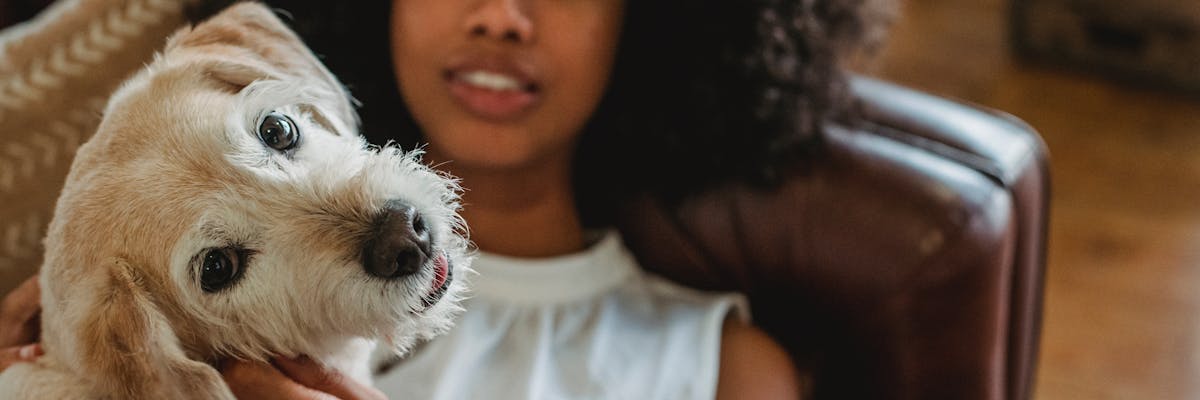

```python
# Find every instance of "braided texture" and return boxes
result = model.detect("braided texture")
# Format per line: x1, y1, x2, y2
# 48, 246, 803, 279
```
0, 0, 194, 295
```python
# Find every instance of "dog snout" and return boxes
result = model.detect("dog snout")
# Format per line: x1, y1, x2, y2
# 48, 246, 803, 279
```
363, 200, 432, 279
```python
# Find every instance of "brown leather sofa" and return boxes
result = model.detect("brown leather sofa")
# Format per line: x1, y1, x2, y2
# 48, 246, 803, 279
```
618, 75, 1049, 400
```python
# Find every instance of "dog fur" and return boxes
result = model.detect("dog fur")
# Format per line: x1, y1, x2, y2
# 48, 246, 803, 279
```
0, 3, 469, 398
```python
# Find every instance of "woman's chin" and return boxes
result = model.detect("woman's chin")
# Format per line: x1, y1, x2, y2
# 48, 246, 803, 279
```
426, 134, 570, 174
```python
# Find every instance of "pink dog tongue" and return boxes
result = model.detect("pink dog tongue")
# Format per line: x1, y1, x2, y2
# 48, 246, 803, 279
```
431, 255, 448, 290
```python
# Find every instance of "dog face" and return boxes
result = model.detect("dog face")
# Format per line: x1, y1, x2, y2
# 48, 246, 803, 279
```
37, 3, 467, 397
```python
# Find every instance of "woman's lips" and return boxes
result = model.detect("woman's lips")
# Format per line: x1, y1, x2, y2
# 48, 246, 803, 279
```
444, 66, 540, 121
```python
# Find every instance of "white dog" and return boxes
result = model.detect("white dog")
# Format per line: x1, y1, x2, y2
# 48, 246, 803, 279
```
0, 3, 469, 398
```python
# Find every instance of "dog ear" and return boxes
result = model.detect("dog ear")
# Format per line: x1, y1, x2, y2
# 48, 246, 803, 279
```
76, 258, 234, 399
167, 2, 359, 135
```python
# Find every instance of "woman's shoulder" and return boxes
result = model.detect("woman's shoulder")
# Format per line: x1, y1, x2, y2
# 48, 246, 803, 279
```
715, 320, 803, 399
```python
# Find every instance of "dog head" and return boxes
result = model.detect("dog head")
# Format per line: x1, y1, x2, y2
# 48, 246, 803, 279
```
38, 3, 468, 397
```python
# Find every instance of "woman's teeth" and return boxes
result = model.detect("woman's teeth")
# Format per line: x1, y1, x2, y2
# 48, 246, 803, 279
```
461, 70, 522, 91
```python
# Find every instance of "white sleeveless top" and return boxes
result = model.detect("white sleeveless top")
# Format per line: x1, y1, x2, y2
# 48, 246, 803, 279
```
373, 231, 749, 400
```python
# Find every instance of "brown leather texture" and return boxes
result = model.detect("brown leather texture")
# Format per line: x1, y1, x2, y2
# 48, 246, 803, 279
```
617, 76, 1049, 400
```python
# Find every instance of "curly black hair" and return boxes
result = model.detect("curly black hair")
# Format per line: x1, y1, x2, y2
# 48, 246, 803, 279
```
188, 0, 893, 226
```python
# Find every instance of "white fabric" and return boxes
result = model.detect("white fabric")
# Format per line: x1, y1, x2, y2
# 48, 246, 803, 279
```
373, 231, 749, 400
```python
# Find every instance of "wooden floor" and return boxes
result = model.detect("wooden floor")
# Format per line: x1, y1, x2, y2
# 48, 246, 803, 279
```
873, 1, 1200, 399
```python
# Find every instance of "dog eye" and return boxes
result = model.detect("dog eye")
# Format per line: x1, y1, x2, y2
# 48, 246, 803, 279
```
258, 112, 299, 151
200, 248, 244, 293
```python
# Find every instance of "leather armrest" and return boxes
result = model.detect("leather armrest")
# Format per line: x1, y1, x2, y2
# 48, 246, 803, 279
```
617, 76, 1049, 400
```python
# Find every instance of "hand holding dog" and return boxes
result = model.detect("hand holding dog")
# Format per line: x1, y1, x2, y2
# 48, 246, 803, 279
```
221, 356, 387, 400
2, 275, 381, 398
0, 275, 42, 372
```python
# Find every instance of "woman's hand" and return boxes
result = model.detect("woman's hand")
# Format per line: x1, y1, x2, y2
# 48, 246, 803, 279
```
220, 356, 387, 400
0, 344, 43, 371
0, 275, 42, 372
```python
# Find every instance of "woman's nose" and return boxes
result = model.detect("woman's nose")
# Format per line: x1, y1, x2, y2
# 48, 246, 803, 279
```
464, 0, 534, 44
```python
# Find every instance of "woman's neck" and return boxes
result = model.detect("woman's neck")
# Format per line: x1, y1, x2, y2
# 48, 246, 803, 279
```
439, 158, 586, 258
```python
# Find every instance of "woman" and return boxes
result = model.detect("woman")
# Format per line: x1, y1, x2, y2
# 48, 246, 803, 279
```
1, 0, 888, 398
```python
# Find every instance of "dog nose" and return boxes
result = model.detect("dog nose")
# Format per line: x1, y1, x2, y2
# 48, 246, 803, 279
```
363, 200, 431, 279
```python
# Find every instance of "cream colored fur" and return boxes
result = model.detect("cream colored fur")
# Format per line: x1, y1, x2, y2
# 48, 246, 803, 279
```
0, 3, 469, 398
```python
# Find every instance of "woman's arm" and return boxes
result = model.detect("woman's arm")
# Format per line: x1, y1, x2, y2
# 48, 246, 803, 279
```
717, 321, 802, 399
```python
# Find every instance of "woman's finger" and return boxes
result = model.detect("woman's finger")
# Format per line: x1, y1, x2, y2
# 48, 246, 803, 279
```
274, 356, 387, 400
0, 344, 43, 372
0, 275, 41, 348
219, 358, 340, 400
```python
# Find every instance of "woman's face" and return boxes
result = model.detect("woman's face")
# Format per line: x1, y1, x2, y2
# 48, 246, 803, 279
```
390, 0, 625, 171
